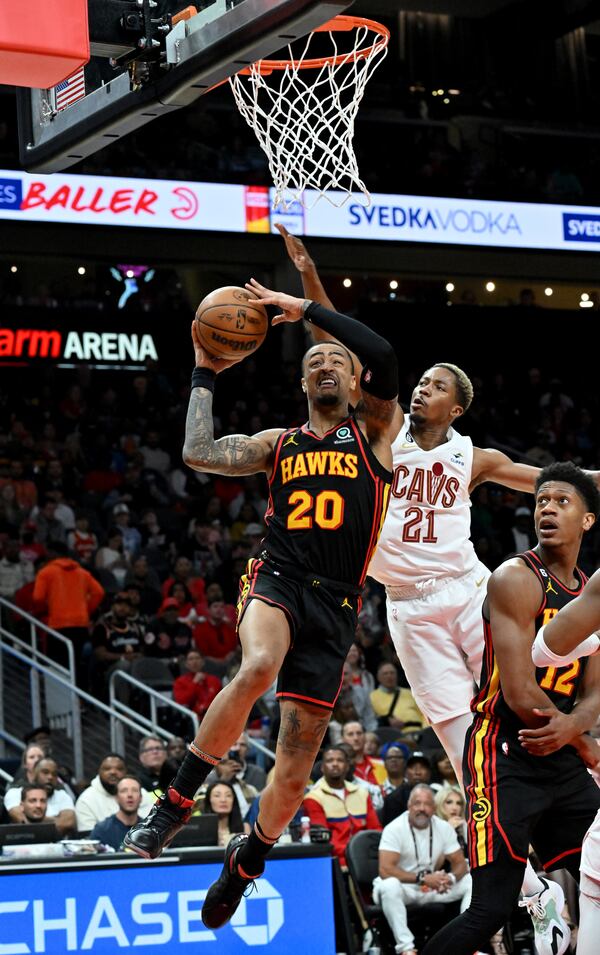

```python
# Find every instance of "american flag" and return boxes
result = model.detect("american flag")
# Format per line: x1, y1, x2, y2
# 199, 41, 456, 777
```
54, 67, 86, 112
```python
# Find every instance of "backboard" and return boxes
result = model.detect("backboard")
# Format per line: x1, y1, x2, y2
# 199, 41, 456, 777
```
16, 0, 352, 173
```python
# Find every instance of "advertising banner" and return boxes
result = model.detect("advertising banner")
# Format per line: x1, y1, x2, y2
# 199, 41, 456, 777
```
0, 856, 336, 954
0, 313, 166, 370
2, 166, 600, 252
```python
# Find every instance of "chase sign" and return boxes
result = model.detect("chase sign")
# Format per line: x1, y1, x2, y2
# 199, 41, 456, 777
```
0, 856, 336, 954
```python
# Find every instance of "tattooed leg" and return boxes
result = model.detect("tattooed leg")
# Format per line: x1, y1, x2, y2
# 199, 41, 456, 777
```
256, 700, 331, 836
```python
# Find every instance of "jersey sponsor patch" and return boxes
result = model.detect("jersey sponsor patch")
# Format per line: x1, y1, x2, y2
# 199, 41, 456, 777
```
334, 425, 355, 445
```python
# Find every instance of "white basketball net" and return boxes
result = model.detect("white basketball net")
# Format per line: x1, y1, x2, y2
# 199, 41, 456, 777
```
229, 18, 389, 211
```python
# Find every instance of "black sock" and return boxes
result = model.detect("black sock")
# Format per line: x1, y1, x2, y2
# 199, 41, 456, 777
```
171, 746, 220, 800
236, 821, 279, 878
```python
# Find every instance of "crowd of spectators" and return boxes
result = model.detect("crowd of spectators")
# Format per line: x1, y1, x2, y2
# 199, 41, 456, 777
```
0, 323, 597, 694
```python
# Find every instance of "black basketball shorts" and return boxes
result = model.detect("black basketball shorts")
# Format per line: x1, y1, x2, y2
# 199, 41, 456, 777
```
237, 557, 361, 709
464, 714, 600, 871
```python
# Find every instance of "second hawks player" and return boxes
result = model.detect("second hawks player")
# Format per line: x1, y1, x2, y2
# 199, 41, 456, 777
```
422, 463, 600, 955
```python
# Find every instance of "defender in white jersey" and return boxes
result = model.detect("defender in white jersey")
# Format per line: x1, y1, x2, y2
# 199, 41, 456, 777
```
369, 416, 487, 733
524, 570, 600, 955
277, 224, 538, 774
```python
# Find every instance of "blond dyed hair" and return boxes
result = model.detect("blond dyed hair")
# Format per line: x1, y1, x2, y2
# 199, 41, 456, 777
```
434, 363, 474, 413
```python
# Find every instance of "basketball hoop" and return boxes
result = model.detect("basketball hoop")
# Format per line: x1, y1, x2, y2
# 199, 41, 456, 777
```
229, 15, 390, 211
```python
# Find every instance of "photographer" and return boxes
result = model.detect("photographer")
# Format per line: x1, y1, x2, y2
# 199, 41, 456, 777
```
373, 784, 470, 955
203, 732, 264, 818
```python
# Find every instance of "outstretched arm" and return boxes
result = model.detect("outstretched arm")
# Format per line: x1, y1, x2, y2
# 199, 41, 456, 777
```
276, 223, 335, 310
277, 224, 404, 440
532, 569, 600, 664
470, 447, 539, 493
246, 280, 398, 449
182, 322, 282, 477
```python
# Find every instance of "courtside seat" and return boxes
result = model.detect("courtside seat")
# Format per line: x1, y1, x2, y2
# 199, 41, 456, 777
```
346, 829, 461, 953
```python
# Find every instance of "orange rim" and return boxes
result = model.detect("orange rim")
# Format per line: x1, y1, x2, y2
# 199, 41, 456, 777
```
237, 15, 390, 76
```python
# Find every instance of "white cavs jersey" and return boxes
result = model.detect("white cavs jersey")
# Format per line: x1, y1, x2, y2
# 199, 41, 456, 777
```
369, 420, 477, 587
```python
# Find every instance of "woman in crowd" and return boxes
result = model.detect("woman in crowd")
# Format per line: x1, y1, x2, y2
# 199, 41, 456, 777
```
203, 780, 250, 847
10, 742, 46, 786
435, 786, 467, 856
346, 642, 375, 694
430, 749, 460, 791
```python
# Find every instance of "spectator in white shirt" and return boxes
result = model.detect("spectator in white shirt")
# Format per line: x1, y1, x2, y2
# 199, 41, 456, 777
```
5, 758, 76, 837
373, 784, 471, 955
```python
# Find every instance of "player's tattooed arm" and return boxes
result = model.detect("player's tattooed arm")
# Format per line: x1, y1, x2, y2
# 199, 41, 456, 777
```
183, 388, 283, 477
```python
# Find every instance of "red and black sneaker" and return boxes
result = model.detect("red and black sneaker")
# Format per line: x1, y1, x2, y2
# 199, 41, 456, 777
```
123, 787, 194, 859
201, 833, 263, 929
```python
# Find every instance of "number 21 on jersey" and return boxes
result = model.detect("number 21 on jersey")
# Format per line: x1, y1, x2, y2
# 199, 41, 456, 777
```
402, 506, 438, 543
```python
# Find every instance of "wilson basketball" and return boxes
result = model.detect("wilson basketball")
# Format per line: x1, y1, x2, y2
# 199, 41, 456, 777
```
195, 286, 268, 362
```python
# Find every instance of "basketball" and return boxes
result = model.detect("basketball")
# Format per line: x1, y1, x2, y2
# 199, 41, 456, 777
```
195, 286, 268, 362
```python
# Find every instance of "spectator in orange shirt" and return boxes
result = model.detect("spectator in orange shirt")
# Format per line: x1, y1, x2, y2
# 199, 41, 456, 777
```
173, 649, 222, 722
32, 540, 105, 686
193, 594, 238, 670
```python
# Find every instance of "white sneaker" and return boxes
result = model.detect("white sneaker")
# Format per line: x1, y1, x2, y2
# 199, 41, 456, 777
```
518, 877, 570, 955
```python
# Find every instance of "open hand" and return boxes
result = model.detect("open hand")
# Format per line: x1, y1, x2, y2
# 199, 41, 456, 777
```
518, 707, 579, 755
275, 223, 315, 273
245, 278, 305, 325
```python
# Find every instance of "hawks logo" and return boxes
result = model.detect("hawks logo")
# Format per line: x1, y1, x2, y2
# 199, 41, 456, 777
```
472, 796, 491, 821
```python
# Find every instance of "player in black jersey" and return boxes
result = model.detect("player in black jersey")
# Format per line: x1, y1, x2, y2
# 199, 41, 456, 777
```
422, 462, 600, 955
125, 279, 397, 928
528, 567, 600, 955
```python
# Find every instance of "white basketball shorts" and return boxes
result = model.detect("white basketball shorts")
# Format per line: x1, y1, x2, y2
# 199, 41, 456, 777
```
582, 808, 600, 881
385, 560, 490, 724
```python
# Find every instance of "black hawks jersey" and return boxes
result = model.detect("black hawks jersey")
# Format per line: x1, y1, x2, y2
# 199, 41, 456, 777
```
262, 414, 392, 589
472, 549, 589, 738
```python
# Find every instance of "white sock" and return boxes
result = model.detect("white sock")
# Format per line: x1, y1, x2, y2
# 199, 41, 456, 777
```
521, 861, 546, 896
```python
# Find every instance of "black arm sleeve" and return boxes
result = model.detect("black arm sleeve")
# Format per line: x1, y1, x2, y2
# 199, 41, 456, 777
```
304, 301, 398, 401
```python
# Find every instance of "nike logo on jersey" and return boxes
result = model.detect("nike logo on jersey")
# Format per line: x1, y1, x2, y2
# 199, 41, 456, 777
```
476, 577, 486, 587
